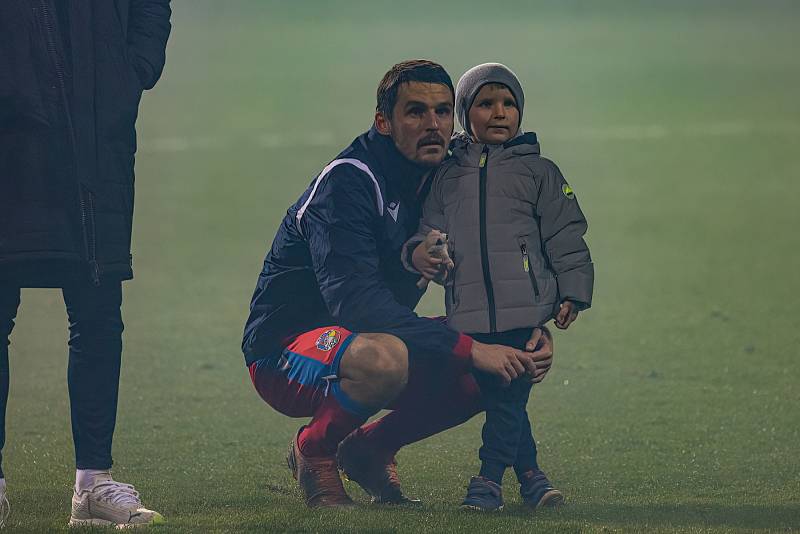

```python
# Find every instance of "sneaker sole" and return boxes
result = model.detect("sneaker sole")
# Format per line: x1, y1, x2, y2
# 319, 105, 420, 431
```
341, 471, 421, 506
68, 512, 166, 529
536, 489, 565, 509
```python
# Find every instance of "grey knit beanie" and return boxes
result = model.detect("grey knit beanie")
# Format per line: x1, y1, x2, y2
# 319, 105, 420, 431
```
455, 63, 524, 137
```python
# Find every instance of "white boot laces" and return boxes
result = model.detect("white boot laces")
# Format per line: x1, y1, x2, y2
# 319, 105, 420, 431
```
92, 480, 142, 507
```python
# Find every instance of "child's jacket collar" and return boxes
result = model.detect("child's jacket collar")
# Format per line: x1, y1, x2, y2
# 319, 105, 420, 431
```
447, 130, 541, 165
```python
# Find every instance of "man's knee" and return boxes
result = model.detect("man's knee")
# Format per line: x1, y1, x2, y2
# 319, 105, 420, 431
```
365, 333, 408, 378
347, 334, 408, 382
340, 333, 408, 403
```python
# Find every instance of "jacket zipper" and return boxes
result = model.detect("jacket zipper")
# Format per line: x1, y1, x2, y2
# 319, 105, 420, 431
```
519, 240, 541, 298
39, 1, 100, 286
478, 146, 497, 332
86, 193, 100, 284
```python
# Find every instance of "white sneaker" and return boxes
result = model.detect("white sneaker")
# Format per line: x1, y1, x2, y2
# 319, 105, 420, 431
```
0, 479, 9, 529
68, 473, 164, 528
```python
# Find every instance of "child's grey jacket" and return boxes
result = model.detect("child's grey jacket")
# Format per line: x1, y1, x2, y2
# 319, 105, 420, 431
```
403, 132, 594, 334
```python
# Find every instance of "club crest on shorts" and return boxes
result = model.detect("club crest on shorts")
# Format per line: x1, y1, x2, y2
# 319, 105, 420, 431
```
316, 329, 341, 351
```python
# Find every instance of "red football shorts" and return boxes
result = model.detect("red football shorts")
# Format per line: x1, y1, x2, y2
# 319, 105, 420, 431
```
248, 326, 361, 417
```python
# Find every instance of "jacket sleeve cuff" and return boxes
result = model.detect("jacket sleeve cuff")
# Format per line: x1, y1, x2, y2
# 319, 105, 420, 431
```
556, 264, 594, 309
401, 234, 426, 274
452, 333, 473, 368
540, 325, 552, 342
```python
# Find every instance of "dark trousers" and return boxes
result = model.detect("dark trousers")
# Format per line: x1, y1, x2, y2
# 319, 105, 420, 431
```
0, 280, 123, 476
471, 328, 540, 479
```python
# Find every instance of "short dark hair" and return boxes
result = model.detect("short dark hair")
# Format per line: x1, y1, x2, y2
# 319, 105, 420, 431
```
376, 60, 454, 118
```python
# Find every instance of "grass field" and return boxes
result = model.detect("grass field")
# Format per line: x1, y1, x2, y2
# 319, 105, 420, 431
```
4, 1, 800, 531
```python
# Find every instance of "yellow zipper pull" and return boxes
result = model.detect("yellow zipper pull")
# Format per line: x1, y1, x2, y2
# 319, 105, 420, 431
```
479, 153, 487, 168
520, 242, 530, 272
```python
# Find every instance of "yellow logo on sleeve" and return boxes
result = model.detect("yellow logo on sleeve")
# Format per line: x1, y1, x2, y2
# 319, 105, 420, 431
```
562, 184, 575, 199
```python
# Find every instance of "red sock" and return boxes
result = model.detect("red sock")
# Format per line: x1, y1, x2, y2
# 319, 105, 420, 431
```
360, 368, 482, 455
298, 395, 368, 457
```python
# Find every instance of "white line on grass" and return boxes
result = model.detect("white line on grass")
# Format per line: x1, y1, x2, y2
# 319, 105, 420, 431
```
138, 120, 800, 153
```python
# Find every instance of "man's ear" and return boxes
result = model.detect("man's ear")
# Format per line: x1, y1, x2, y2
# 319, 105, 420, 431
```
375, 111, 391, 135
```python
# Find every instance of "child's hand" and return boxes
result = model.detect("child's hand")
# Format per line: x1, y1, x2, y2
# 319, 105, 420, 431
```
555, 300, 579, 329
412, 240, 444, 279
524, 327, 553, 383
413, 230, 454, 287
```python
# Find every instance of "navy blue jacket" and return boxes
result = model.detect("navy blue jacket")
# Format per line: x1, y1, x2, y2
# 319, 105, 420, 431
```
0, 0, 171, 287
242, 127, 473, 366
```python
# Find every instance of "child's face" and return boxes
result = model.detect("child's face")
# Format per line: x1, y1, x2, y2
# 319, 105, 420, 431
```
467, 84, 519, 144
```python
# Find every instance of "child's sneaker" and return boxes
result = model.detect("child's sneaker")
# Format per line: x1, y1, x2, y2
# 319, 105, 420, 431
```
460, 476, 504, 511
519, 469, 564, 509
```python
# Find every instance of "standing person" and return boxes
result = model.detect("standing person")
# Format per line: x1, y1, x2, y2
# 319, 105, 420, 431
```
243, 60, 555, 509
407, 63, 594, 511
0, 0, 171, 528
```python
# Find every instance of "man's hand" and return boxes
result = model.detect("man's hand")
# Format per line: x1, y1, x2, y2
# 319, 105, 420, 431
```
470, 340, 537, 386
413, 230, 454, 288
555, 300, 579, 330
524, 327, 554, 383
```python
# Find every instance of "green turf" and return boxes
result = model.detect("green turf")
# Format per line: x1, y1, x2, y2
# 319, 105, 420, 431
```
4, 1, 800, 531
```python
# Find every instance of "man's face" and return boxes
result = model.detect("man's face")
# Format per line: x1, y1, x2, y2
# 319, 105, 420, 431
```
467, 84, 520, 144
375, 82, 454, 167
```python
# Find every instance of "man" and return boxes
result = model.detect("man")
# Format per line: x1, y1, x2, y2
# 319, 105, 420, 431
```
0, 0, 170, 528
243, 60, 555, 508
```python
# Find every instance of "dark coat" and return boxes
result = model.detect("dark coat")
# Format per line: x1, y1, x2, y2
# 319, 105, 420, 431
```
0, 0, 171, 287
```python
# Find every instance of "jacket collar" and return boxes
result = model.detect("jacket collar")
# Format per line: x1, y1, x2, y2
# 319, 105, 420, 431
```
448, 130, 541, 163
505, 131, 538, 149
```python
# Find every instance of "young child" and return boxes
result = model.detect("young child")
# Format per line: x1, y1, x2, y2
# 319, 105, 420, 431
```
404, 63, 594, 511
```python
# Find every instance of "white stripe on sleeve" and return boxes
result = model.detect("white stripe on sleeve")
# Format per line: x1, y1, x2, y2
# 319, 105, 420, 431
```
295, 158, 384, 227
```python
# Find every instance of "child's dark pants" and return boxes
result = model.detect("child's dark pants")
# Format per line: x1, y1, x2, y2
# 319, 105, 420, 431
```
471, 328, 540, 484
